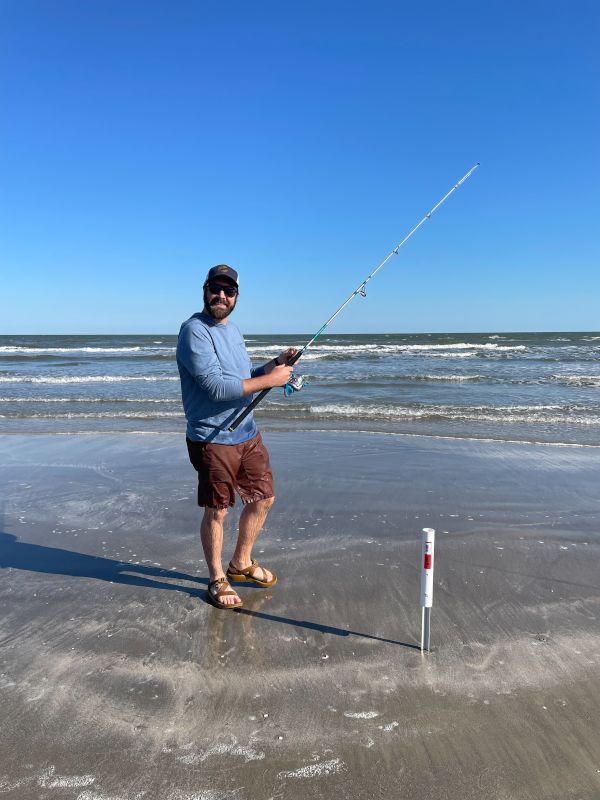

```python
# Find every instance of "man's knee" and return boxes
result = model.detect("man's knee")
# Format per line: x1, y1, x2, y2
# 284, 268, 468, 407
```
203, 506, 229, 523
257, 496, 275, 511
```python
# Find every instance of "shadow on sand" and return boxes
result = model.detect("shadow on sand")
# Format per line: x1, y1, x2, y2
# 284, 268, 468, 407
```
0, 532, 419, 650
0, 530, 207, 595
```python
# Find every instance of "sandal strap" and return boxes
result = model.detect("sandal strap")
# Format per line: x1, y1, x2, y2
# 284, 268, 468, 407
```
246, 558, 260, 577
209, 577, 239, 598
229, 558, 262, 577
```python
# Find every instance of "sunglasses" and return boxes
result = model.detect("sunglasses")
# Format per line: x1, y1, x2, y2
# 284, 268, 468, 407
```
206, 283, 238, 298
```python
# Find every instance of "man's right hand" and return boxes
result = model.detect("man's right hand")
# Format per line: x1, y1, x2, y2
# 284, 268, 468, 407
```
242, 364, 294, 397
265, 364, 294, 388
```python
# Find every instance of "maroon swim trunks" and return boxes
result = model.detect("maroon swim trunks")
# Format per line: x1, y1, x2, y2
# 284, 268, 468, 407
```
186, 432, 275, 509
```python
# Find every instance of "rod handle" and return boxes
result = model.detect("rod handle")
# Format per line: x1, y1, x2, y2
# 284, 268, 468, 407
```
228, 388, 270, 432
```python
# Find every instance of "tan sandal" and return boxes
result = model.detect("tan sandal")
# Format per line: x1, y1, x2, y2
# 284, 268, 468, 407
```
226, 558, 277, 588
207, 577, 243, 610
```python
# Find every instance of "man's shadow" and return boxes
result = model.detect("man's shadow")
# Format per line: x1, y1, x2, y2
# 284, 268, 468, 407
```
0, 532, 420, 650
0, 530, 207, 597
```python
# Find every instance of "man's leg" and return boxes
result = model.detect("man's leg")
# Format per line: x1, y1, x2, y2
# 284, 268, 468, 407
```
201, 507, 241, 606
230, 497, 275, 583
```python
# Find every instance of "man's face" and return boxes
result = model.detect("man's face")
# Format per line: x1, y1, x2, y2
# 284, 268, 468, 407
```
203, 279, 238, 320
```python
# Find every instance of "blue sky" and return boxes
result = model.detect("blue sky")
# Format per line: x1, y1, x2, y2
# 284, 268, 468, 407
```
1, 0, 598, 334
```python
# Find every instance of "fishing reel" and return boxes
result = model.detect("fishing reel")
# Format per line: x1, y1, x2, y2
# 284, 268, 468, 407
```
284, 373, 308, 397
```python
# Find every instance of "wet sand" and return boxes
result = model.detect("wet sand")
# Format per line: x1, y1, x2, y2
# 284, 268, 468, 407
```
1, 431, 599, 799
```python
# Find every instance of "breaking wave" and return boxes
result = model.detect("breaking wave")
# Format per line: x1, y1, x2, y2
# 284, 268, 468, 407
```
264, 402, 600, 426
551, 375, 600, 388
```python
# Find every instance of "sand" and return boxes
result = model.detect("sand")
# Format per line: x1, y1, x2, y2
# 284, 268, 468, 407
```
1, 431, 599, 799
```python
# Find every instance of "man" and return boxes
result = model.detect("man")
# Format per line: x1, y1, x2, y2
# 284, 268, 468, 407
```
176, 264, 297, 609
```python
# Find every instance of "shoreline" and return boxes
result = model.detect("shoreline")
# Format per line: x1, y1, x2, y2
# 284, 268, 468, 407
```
2, 425, 600, 449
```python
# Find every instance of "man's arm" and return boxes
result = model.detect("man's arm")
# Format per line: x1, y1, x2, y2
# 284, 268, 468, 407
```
244, 347, 298, 395
178, 324, 294, 400
242, 364, 293, 397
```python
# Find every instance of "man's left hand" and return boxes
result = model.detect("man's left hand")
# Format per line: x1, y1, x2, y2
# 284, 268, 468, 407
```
276, 348, 299, 366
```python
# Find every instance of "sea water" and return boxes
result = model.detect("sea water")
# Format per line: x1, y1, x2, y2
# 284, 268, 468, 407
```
1, 332, 599, 446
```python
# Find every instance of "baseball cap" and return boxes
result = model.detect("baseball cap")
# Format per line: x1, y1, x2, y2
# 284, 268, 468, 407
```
205, 264, 239, 287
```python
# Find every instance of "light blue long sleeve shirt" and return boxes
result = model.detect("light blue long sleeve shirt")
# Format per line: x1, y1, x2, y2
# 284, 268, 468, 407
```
176, 312, 265, 444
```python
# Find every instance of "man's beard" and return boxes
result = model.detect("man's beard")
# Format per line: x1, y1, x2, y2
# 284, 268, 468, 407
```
204, 292, 236, 320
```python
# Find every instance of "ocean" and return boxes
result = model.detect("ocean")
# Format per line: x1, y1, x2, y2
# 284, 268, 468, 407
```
1, 332, 599, 446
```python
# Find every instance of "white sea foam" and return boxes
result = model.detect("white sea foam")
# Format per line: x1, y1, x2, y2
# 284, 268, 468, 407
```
288, 352, 329, 361
166, 791, 243, 800
176, 741, 264, 764
305, 403, 600, 425
41, 773, 96, 788
300, 371, 491, 383
397, 343, 526, 352
278, 758, 344, 779
0, 376, 178, 384
245, 342, 527, 357
0, 767, 95, 793
76, 792, 144, 800
343, 711, 380, 719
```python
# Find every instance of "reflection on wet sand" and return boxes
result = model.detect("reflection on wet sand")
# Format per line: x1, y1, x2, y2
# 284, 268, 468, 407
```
204, 591, 276, 669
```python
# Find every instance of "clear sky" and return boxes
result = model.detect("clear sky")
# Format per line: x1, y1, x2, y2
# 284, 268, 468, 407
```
1, 0, 598, 334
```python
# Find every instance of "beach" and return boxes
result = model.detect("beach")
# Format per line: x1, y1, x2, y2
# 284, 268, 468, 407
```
1, 430, 599, 799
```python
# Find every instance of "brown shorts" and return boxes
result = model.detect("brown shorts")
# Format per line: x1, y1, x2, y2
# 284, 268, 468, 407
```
186, 432, 275, 509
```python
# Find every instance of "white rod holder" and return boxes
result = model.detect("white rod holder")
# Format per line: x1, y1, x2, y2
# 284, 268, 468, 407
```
420, 527, 435, 652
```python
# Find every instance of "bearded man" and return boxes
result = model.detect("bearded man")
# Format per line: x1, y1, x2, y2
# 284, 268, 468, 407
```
176, 265, 296, 609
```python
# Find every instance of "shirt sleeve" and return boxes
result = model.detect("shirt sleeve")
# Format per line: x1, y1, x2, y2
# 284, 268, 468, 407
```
177, 323, 244, 402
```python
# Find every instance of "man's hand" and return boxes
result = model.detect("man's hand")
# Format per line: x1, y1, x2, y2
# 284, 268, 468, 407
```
275, 347, 299, 366
263, 347, 299, 375
242, 348, 299, 397
264, 364, 294, 388
242, 363, 294, 396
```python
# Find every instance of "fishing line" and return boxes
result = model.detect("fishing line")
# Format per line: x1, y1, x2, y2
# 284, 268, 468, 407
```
229, 163, 480, 432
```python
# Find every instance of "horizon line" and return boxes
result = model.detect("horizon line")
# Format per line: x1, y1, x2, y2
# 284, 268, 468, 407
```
0, 329, 599, 337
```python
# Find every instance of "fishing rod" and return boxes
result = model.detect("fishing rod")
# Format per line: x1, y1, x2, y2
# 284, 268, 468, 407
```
229, 162, 480, 433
